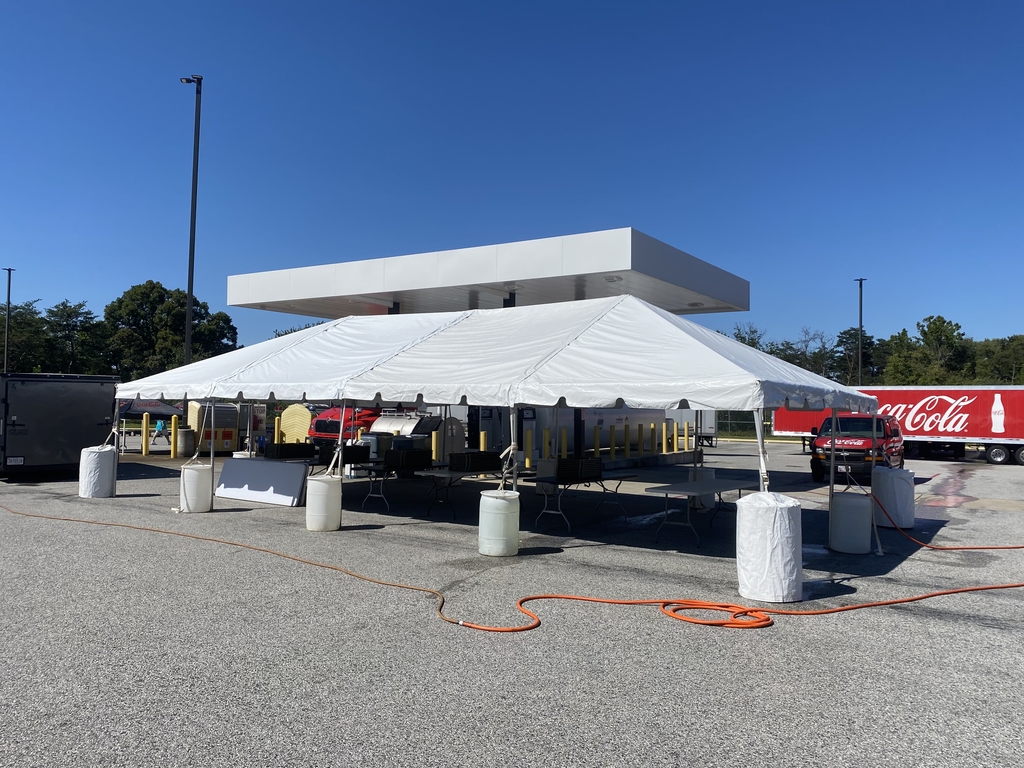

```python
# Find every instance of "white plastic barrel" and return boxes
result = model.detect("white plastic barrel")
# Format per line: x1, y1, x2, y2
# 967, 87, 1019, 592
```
735, 492, 803, 602
829, 492, 872, 554
871, 466, 915, 528
479, 490, 520, 556
688, 466, 716, 509
79, 445, 117, 498
179, 464, 213, 513
306, 476, 343, 531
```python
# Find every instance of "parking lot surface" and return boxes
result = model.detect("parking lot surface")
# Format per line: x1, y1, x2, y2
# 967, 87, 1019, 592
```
2, 440, 1022, 767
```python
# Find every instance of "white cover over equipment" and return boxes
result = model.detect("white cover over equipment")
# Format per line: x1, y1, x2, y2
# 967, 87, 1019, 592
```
79, 445, 117, 498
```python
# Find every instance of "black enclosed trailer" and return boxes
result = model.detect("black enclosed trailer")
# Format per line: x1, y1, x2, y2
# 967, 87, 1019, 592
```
1, 373, 118, 475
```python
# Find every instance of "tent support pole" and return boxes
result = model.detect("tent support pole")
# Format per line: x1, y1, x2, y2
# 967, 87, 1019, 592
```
209, 397, 216, 511
510, 406, 518, 492
753, 408, 769, 491
828, 407, 837, 520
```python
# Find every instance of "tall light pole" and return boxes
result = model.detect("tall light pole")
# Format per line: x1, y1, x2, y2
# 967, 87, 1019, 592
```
855, 277, 866, 385
180, 75, 203, 366
3, 267, 13, 374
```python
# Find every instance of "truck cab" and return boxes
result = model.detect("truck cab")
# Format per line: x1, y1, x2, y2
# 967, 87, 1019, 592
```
809, 414, 905, 483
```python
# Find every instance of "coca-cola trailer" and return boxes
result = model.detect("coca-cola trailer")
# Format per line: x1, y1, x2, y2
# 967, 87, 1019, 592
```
772, 386, 1024, 465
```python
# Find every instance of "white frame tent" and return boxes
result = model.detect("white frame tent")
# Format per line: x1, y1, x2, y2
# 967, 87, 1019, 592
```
117, 295, 877, 492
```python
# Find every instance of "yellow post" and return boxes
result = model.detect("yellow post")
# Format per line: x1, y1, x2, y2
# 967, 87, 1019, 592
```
274, 416, 282, 444
673, 420, 679, 453
684, 422, 690, 452
661, 421, 668, 455
141, 413, 150, 456
560, 428, 568, 458
637, 423, 644, 457
357, 427, 365, 441
170, 415, 179, 459
624, 423, 631, 459
593, 425, 600, 459
651, 423, 657, 455
542, 428, 551, 459
525, 429, 533, 469
609, 425, 617, 460
431, 430, 439, 462
480, 431, 488, 451
394, 429, 401, 437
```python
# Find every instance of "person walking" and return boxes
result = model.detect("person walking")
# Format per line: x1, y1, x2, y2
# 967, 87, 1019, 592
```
153, 419, 171, 446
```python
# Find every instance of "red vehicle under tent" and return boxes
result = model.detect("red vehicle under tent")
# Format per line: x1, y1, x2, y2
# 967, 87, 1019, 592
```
307, 406, 381, 458
773, 386, 1024, 466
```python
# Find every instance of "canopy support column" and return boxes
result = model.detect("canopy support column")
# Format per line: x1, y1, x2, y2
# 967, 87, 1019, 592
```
753, 408, 769, 491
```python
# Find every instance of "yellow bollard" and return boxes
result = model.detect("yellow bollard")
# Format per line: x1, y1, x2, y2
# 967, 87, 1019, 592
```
560, 428, 568, 459
274, 416, 282, 444
431, 430, 439, 462
141, 413, 150, 456
624, 423, 631, 459
651, 424, 657, 455
170, 415, 179, 459
661, 422, 668, 455
609, 425, 617, 460
637, 424, 644, 457
357, 427, 365, 441
593, 425, 600, 459
684, 422, 690, 452
525, 429, 533, 469
542, 428, 551, 460
673, 421, 679, 453
480, 431, 488, 452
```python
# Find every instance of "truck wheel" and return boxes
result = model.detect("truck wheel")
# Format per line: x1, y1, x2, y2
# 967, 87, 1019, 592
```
811, 465, 825, 483
986, 445, 1011, 465
1014, 446, 1024, 465
952, 443, 966, 460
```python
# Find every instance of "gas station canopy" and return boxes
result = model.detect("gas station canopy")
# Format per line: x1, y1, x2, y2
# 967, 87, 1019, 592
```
227, 228, 749, 319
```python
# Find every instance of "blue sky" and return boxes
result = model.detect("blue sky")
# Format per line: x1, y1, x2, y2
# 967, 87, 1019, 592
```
2, 1, 1021, 349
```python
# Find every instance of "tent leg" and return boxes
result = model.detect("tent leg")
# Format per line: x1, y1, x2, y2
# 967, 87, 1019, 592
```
753, 408, 769, 491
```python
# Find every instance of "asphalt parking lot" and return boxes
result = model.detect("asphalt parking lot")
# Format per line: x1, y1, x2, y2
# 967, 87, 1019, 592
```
2, 440, 1022, 767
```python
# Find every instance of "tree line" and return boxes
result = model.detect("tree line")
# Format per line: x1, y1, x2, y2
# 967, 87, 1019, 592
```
732, 316, 1024, 386
1, 280, 238, 383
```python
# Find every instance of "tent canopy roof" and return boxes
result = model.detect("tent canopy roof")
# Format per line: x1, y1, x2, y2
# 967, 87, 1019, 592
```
117, 295, 876, 414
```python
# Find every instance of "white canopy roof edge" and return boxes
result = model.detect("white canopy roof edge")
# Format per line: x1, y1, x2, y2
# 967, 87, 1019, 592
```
117, 295, 877, 414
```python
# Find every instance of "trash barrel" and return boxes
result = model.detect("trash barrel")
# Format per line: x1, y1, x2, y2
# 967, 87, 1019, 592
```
79, 445, 117, 498
871, 466, 915, 528
479, 490, 520, 556
735, 492, 803, 602
177, 427, 196, 458
306, 476, 342, 531
179, 464, 213, 513
830, 492, 872, 553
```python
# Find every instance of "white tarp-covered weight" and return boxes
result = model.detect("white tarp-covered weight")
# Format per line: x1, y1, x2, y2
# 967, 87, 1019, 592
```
871, 466, 916, 528
735, 492, 803, 603
79, 445, 117, 498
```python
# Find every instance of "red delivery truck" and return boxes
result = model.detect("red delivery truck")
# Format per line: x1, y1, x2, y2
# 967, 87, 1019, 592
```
772, 386, 1024, 466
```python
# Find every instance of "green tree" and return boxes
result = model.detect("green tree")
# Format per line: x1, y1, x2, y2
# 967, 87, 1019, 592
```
732, 322, 766, 350
104, 281, 238, 381
273, 321, 325, 338
43, 300, 110, 374
1, 300, 47, 372
834, 327, 877, 385
973, 335, 1024, 384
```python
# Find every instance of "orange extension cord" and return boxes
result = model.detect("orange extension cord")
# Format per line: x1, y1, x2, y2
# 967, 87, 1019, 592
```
3, 496, 1022, 632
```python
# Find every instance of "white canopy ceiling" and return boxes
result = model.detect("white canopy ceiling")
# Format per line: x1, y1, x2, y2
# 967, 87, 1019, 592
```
117, 295, 876, 413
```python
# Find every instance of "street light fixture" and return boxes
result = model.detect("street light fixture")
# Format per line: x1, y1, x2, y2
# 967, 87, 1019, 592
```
3, 267, 13, 374
855, 278, 866, 386
180, 74, 203, 366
